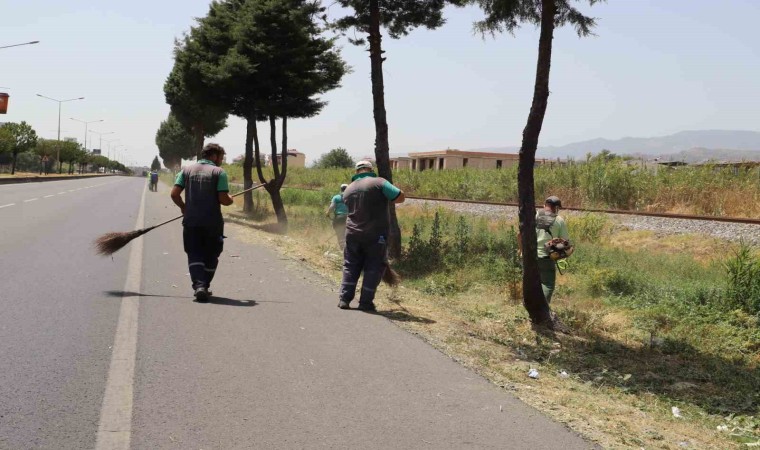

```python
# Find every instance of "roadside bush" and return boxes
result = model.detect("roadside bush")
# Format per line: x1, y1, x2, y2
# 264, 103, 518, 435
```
724, 243, 760, 316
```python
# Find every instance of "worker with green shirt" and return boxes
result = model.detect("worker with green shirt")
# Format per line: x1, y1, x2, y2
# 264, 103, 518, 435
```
170, 143, 233, 302
326, 183, 349, 250
338, 160, 405, 311
535, 196, 571, 303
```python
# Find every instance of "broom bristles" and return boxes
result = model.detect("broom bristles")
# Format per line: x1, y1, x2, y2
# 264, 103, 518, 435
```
94, 228, 150, 256
382, 264, 401, 287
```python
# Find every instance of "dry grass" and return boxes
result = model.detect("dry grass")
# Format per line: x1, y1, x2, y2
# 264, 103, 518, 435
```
227, 206, 756, 449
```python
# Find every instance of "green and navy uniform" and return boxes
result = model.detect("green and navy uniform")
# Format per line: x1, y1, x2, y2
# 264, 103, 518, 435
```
331, 193, 349, 250
536, 210, 569, 303
174, 159, 230, 290
339, 172, 401, 307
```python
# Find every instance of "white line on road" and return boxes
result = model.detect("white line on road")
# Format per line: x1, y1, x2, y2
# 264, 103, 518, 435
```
0, 203, 15, 209
44, 194, 55, 198
95, 182, 146, 450
23, 198, 39, 203
58, 192, 67, 195
68, 189, 76, 192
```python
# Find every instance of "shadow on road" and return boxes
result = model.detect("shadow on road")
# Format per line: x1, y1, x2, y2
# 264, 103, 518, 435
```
104, 290, 188, 299
207, 296, 257, 307
378, 309, 437, 324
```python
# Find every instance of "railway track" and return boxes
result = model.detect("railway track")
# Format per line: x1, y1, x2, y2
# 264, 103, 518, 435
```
232, 183, 760, 225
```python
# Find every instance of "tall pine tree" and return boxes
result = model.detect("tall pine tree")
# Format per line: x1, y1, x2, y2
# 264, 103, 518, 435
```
473, 0, 600, 329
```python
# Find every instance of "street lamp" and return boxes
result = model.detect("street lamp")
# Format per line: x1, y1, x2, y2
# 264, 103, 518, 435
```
70, 117, 103, 151
103, 138, 119, 160
37, 94, 84, 173
89, 130, 114, 155
0, 41, 40, 50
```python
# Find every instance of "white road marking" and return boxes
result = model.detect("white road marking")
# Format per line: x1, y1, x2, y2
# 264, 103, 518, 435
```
0, 203, 15, 209
44, 194, 55, 198
95, 182, 146, 450
23, 198, 39, 203
58, 192, 67, 195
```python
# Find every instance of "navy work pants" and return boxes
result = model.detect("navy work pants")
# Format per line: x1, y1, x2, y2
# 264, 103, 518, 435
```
339, 234, 387, 306
183, 225, 224, 290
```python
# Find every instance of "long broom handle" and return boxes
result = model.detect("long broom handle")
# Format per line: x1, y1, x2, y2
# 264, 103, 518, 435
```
146, 183, 267, 231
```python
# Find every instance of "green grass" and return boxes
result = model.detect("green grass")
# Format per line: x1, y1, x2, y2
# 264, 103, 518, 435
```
233, 189, 759, 446
221, 156, 760, 217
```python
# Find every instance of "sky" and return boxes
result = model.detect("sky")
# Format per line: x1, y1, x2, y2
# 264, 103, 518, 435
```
2, 0, 759, 166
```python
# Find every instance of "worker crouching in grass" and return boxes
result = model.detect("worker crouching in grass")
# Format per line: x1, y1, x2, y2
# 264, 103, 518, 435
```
170, 143, 234, 303
338, 160, 405, 312
326, 183, 349, 250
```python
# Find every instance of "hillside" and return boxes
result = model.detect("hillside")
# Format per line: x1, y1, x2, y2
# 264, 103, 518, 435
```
470, 130, 760, 161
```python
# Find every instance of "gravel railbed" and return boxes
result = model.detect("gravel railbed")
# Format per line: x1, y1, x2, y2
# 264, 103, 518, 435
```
400, 198, 760, 246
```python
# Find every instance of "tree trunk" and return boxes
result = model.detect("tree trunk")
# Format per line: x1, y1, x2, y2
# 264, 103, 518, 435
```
267, 116, 287, 225
243, 118, 255, 213
10, 151, 17, 175
368, 0, 402, 258
518, 0, 557, 328
193, 123, 205, 160
39, 158, 44, 175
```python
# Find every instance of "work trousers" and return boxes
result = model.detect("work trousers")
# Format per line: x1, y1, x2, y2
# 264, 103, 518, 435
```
183, 225, 224, 290
339, 234, 387, 306
332, 215, 347, 250
537, 257, 557, 303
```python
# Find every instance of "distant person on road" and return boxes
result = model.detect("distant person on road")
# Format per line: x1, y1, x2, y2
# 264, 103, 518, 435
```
149, 170, 159, 192
170, 143, 233, 303
534, 196, 571, 303
326, 183, 349, 250
338, 160, 405, 312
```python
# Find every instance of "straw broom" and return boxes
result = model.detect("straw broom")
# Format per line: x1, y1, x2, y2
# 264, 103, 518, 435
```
95, 182, 401, 286
94, 183, 267, 256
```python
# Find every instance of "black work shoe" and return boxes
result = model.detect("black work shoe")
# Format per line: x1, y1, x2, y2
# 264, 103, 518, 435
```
357, 302, 376, 312
337, 300, 350, 309
194, 288, 209, 303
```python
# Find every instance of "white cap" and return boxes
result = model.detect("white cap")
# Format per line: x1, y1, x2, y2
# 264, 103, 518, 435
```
355, 160, 373, 170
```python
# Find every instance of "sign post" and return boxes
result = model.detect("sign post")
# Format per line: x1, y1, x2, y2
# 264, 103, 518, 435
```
0, 93, 9, 114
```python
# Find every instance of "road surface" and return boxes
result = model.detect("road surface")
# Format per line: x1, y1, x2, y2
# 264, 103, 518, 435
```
0, 176, 593, 449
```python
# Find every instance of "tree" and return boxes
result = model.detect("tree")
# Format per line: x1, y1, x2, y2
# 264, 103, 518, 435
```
473, 0, 599, 329
0, 122, 38, 175
333, 0, 461, 256
165, 32, 229, 158
194, 0, 347, 223
33, 139, 57, 174
151, 156, 162, 171
155, 113, 196, 171
314, 147, 355, 168
58, 141, 85, 174
90, 155, 110, 172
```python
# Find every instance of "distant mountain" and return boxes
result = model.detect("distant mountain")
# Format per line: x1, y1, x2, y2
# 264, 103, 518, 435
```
470, 130, 760, 161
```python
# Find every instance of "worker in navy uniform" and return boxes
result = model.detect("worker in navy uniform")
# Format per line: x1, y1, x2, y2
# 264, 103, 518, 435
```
170, 143, 233, 302
338, 160, 405, 311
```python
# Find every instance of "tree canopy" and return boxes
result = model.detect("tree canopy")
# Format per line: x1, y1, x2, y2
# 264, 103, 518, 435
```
314, 147, 355, 168
155, 113, 196, 170
151, 156, 162, 171
0, 121, 38, 174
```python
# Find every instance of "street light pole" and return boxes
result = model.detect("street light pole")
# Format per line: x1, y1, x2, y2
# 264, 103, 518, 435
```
36, 94, 84, 173
103, 138, 119, 160
0, 41, 40, 50
70, 118, 103, 152
89, 130, 114, 154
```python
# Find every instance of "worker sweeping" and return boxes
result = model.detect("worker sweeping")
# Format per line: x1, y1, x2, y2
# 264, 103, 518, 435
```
326, 183, 349, 250
170, 143, 233, 302
338, 160, 405, 312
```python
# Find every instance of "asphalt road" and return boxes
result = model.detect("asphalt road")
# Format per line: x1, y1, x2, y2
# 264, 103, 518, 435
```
0, 176, 593, 449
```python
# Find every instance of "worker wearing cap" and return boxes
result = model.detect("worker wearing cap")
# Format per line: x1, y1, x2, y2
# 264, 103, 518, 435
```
326, 183, 349, 250
338, 160, 405, 311
535, 196, 570, 303
170, 143, 234, 303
